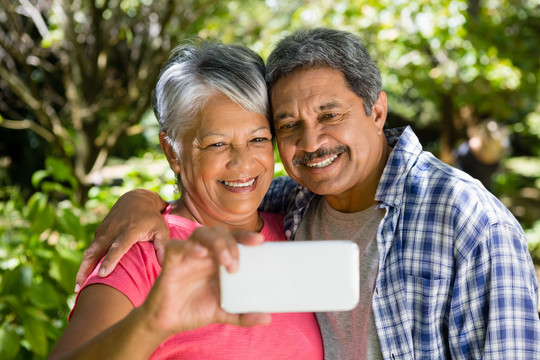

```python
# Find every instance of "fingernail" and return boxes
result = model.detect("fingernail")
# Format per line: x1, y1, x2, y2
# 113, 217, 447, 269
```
98, 267, 107, 277
74, 283, 80, 293
220, 249, 232, 264
193, 245, 208, 256
229, 260, 239, 273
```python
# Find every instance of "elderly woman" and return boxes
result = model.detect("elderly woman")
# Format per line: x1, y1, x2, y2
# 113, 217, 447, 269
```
48, 41, 323, 360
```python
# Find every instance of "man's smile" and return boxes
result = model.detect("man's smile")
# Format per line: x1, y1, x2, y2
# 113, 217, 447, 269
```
305, 154, 339, 168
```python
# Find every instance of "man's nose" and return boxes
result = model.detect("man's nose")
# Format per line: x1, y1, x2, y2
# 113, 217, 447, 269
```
298, 126, 328, 153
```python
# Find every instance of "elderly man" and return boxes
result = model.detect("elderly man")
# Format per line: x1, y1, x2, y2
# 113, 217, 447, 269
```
77, 28, 540, 359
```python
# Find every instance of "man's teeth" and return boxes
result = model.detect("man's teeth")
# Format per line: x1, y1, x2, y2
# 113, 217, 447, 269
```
306, 154, 338, 168
221, 179, 256, 187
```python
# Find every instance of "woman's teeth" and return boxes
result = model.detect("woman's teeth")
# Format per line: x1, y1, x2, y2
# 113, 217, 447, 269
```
220, 179, 256, 187
306, 154, 338, 168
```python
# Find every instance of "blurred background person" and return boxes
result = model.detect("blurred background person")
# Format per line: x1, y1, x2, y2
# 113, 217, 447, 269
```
452, 120, 510, 191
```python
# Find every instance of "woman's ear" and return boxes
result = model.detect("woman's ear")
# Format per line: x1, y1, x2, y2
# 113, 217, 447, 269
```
159, 132, 181, 174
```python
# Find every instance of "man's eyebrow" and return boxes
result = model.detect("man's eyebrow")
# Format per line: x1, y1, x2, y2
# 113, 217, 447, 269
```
273, 112, 294, 122
274, 101, 342, 121
319, 101, 341, 111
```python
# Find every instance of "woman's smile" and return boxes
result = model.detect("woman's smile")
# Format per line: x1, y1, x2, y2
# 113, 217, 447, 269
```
219, 176, 258, 191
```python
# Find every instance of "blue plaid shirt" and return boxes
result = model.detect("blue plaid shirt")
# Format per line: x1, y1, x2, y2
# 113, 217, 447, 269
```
260, 126, 540, 359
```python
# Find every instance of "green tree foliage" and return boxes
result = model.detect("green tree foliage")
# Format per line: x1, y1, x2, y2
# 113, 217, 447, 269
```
0, 151, 183, 358
283, 0, 540, 161
1, 181, 92, 358
0, 0, 282, 204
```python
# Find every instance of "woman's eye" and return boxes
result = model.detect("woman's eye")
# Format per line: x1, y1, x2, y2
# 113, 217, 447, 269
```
208, 142, 225, 148
251, 137, 270, 143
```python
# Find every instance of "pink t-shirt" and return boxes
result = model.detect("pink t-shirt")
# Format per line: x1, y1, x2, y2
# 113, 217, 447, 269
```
76, 208, 323, 359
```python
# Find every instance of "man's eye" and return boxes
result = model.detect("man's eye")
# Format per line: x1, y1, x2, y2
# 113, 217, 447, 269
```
321, 113, 338, 120
279, 123, 297, 131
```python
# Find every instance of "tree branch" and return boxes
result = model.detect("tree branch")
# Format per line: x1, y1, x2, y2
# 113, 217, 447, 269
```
0, 118, 55, 142
0, 63, 43, 116
18, 0, 50, 38
0, 63, 74, 151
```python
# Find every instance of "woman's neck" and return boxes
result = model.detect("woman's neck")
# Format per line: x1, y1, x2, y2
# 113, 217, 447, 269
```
170, 196, 263, 232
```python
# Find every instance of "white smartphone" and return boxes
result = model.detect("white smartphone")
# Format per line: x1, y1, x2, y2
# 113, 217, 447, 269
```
220, 240, 359, 313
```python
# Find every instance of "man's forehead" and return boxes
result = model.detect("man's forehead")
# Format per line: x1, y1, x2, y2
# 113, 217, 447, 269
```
272, 66, 349, 93
272, 66, 344, 87
271, 81, 350, 107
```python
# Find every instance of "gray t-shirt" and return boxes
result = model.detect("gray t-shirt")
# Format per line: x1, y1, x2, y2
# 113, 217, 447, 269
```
295, 196, 384, 360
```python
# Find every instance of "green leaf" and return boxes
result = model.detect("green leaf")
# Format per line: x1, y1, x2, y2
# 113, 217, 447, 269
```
0, 294, 22, 313
27, 282, 60, 310
25, 192, 48, 219
0, 325, 20, 360
23, 306, 49, 322
41, 181, 75, 198
26, 192, 55, 233
50, 255, 80, 293
56, 208, 86, 240
45, 157, 74, 183
1, 265, 33, 297
21, 311, 48, 357
31, 170, 49, 188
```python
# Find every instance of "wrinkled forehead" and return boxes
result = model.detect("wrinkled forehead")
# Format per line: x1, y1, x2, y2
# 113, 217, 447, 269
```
270, 68, 353, 116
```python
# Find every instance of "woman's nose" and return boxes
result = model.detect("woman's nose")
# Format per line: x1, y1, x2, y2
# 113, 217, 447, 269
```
227, 145, 253, 170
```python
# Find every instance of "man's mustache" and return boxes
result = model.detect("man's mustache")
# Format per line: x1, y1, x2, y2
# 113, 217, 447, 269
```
292, 145, 348, 166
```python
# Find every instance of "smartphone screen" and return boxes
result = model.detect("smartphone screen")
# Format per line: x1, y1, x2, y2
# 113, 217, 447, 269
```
220, 240, 359, 313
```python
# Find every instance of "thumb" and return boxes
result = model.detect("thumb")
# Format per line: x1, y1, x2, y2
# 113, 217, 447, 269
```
153, 223, 171, 266
97, 240, 131, 277
75, 243, 106, 292
154, 233, 169, 266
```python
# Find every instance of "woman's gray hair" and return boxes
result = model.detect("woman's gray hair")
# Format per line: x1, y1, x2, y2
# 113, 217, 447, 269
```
153, 40, 269, 156
266, 28, 382, 115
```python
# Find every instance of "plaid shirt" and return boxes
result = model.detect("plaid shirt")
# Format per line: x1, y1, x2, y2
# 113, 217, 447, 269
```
260, 126, 540, 359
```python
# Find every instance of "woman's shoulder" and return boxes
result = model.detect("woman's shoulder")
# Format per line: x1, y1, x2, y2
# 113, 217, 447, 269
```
162, 204, 201, 239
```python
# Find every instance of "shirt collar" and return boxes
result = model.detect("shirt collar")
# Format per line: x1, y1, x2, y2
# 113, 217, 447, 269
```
375, 126, 423, 207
